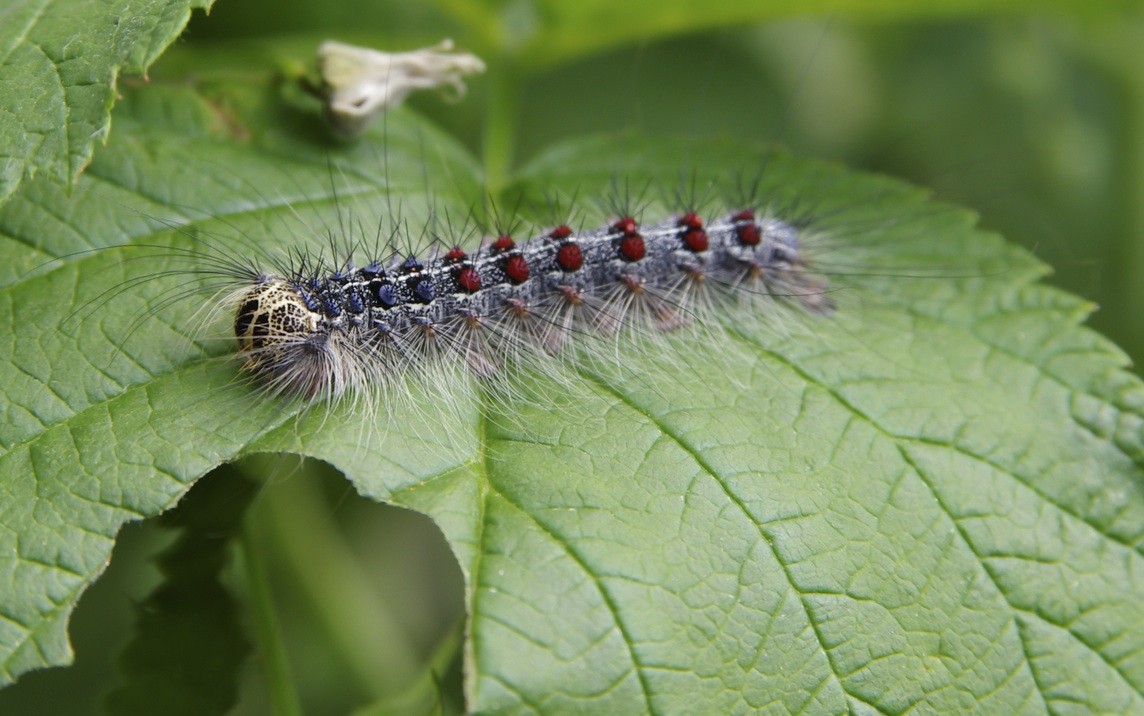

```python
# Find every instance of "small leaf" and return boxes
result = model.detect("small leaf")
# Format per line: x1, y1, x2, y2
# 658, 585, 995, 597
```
0, 0, 214, 208
0, 77, 1141, 713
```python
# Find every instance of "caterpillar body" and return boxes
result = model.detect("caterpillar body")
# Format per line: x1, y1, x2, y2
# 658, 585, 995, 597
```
228, 207, 832, 401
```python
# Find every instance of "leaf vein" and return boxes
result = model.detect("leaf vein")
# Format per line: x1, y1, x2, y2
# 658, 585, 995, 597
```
483, 483, 657, 714
577, 368, 853, 715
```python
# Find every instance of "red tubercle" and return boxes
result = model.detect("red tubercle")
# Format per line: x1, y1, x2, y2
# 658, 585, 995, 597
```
679, 212, 704, 230
445, 246, 467, 262
491, 235, 515, 251
733, 209, 760, 246
613, 217, 643, 263
504, 254, 530, 284
613, 216, 638, 236
456, 266, 481, 293
556, 242, 583, 272
619, 234, 646, 262
549, 225, 573, 240
736, 223, 761, 246
678, 212, 708, 251
682, 228, 709, 252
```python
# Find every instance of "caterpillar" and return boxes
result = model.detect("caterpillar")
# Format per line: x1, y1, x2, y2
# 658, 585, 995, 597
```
65, 41, 940, 414
223, 205, 833, 402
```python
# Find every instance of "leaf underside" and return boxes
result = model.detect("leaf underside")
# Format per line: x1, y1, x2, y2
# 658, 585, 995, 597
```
0, 79, 1142, 713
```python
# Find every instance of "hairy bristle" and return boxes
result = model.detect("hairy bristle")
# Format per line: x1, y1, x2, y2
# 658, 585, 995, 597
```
220, 209, 832, 401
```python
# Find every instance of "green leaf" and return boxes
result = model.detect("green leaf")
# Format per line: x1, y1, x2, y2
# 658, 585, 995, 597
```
104, 466, 255, 716
0, 0, 214, 209
1, 76, 1142, 713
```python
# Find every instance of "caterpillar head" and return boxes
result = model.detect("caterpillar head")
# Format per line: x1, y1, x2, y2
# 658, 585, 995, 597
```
233, 279, 342, 398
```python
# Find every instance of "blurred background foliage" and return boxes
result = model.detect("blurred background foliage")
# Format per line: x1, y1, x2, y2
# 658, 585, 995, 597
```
2, 0, 1141, 713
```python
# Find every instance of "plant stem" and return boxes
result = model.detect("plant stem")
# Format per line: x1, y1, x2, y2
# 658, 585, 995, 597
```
258, 467, 419, 697
355, 616, 466, 716
240, 518, 304, 716
483, 56, 519, 197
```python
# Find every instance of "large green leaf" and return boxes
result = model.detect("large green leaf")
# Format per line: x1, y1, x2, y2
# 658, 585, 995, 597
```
1, 77, 1142, 712
0, 0, 214, 209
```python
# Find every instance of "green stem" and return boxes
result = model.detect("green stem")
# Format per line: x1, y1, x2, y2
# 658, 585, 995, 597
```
240, 518, 304, 716
483, 56, 520, 198
356, 617, 466, 715
1110, 55, 1144, 363
1079, 22, 1144, 364
256, 464, 419, 697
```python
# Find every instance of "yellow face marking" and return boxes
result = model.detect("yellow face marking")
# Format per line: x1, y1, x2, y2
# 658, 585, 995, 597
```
233, 280, 321, 362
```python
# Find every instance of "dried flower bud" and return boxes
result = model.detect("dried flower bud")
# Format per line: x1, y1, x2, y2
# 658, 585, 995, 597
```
318, 39, 486, 137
